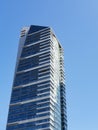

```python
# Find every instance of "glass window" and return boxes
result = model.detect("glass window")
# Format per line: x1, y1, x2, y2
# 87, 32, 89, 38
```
17, 55, 39, 71
21, 43, 40, 58
25, 33, 40, 45
14, 69, 38, 87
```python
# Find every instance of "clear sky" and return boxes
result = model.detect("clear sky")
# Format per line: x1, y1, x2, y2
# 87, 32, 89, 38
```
1, 0, 98, 130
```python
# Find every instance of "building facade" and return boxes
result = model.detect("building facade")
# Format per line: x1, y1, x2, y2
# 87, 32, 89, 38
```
6, 25, 67, 130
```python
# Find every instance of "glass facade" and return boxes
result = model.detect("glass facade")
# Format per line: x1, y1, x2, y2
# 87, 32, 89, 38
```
6, 25, 67, 130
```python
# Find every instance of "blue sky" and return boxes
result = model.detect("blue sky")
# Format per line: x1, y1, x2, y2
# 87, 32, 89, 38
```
1, 0, 98, 130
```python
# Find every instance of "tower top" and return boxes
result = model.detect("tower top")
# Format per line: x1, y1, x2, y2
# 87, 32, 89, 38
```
28, 25, 49, 34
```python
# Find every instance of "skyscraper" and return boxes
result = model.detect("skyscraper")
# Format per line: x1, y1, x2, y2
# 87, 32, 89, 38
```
6, 25, 67, 130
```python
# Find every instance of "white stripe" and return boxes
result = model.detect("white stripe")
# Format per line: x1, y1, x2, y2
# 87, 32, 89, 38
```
36, 101, 50, 104
38, 75, 50, 79
40, 43, 50, 48
40, 36, 50, 40
13, 78, 50, 89
38, 70, 50, 75
40, 47, 50, 52
20, 49, 50, 60
7, 116, 50, 126
28, 28, 50, 36
10, 95, 50, 106
24, 38, 50, 48
37, 92, 50, 96
39, 57, 50, 61
39, 54, 50, 58
16, 63, 50, 74
37, 82, 50, 87
36, 106, 49, 109
39, 61, 50, 65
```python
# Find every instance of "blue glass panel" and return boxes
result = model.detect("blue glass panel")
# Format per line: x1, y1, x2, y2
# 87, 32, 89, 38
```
25, 33, 40, 45
14, 69, 38, 87
17, 55, 39, 71
28, 25, 48, 34
21, 43, 40, 58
